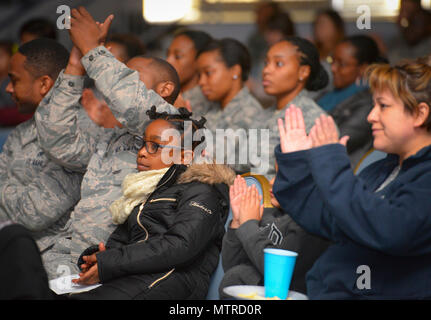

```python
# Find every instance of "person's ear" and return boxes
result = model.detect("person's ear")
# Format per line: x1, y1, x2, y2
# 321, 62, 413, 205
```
229, 64, 242, 81
155, 81, 175, 101
39, 75, 54, 96
298, 65, 310, 83
414, 102, 430, 128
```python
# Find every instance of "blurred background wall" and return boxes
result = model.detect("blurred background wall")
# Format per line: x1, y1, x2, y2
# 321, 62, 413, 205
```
0, 0, 413, 57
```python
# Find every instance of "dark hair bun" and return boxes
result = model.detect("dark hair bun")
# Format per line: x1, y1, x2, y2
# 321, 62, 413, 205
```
306, 64, 329, 91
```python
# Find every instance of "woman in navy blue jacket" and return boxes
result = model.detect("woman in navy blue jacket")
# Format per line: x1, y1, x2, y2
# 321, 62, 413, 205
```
273, 56, 431, 299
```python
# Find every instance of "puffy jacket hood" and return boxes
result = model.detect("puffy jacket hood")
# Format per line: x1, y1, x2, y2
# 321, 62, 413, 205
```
177, 163, 236, 186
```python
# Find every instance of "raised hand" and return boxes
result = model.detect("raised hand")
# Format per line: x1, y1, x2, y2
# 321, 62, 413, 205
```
229, 175, 247, 228
277, 105, 313, 153
69, 6, 114, 55
309, 114, 350, 148
238, 185, 263, 225
65, 46, 85, 75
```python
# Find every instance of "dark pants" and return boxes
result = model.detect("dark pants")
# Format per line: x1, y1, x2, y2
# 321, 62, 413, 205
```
0, 223, 207, 300
0, 224, 54, 299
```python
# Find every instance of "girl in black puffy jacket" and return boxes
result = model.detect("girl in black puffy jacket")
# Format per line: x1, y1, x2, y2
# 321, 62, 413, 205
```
70, 107, 235, 299
0, 107, 235, 300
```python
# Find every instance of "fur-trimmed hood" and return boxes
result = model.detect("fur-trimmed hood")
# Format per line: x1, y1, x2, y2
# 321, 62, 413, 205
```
177, 163, 236, 186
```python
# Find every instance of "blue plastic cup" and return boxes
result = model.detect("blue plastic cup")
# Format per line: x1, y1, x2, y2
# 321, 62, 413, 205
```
264, 248, 298, 299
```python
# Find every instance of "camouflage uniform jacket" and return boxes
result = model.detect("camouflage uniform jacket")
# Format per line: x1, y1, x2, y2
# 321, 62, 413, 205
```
0, 118, 82, 254
257, 90, 328, 179
35, 46, 178, 278
202, 86, 265, 174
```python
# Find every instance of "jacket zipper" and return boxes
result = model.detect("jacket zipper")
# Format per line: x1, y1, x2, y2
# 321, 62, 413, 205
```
148, 198, 177, 203
135, 167, 179, 289
136, 167, 177, 236
148, 268, 175, 289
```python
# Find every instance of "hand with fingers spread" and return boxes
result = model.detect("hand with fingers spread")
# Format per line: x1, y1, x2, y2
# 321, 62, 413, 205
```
238, 185, 264, 225
309, 114, 350, 148
278, 105, 313, 153
229, 175, 248, 229
69, 6, 114, 55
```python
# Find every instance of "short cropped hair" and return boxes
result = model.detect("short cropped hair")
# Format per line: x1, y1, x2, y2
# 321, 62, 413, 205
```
18, 38, 69, 80
147, 57, 181, 104
366, 56, 431, 131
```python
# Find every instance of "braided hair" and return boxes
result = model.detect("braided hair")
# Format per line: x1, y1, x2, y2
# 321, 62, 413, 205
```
146, 106, 207, 150
283, 36, 329, 91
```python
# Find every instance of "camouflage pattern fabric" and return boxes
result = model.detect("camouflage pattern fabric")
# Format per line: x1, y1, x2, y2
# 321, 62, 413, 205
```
254, 90, 329, 179
35, 46, 179, 279
0, 118, 82, 259
202, 86, 265, 174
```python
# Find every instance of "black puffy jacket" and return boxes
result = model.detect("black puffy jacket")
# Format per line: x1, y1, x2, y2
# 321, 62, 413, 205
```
75, 163, 234, 300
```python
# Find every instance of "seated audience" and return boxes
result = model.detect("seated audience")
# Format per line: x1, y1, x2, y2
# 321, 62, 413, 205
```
318, 35, 385, 167
273, 56, 431, 299
34, 8, 180, 279
1, 107, 235, 300
196, 38, 264, 174
259, 36, 328, 179
167, 29, 212, 117
219, 173, 330, 297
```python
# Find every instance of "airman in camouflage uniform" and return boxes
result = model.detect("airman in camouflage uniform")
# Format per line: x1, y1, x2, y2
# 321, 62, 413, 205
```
202, 86, 264, 174
252, 90, 329, 179
0, 119, 83, 257
35, 46, 179, 278
0, 39, 83, 266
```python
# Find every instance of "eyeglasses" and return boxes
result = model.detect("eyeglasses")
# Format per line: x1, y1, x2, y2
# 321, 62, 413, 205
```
134, 136, 183, 154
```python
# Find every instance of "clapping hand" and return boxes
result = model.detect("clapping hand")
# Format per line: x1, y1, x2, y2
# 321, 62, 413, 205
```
229, 175, 247, 229
69, 6, 114, 55
238, 185, 263, 225
309, 114, 350, 148
278, 105, 313, 153
229, 175, 264, 229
